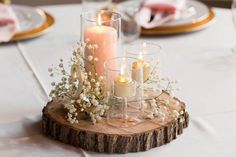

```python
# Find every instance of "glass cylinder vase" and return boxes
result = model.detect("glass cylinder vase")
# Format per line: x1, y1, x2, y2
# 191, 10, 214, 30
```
104, 57, 143, 128
125, 42, 163, 110
80, 10, 121, 77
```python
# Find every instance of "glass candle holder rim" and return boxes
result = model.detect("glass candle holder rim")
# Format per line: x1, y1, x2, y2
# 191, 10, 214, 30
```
81, 10, 122, 23
104, 56, 140, 72
125, 42, 162, 55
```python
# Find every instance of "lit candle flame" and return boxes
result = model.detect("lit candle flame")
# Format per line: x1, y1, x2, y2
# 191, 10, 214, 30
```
119, 76, 126, 83
97, 13, 102, 26
119, 64, 127, 82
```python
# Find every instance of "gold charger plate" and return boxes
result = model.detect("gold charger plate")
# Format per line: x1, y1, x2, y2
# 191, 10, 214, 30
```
11, 11, 55, 41
141, 8, 215, 35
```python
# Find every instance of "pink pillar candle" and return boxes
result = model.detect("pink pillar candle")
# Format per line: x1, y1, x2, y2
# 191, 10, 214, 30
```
84, 25, 117, 76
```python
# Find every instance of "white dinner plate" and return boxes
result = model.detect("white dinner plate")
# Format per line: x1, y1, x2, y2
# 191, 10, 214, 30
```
117, 0, 210, 27
162, 0, 209, 26
12, 4, 46, 33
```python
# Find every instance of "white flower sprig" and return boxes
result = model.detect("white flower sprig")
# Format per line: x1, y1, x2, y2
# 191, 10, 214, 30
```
48, 39, 109, 124
143, 61, 180, 120
145, 61, 179, 96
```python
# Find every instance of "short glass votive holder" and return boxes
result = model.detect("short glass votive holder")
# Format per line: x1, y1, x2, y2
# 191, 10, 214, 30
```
80, 10, 121, 77
104, 57, 143, 127
125, 42, 162, 110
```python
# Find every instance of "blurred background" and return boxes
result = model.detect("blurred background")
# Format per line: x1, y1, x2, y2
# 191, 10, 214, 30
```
10, 0, 233, 8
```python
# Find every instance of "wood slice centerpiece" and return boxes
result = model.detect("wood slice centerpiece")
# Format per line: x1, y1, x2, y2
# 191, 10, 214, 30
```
42, 92, 189, 154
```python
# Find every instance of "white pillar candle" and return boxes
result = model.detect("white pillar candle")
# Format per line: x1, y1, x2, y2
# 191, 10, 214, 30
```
114, 65, 136, 98
114, 75, 136, 98
132, 60, 150, 82
131, 43, 150, 82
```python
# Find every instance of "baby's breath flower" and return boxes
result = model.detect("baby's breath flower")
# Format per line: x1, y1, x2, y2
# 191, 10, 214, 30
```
88, 55, 93, 61
87, 44, 93, 49
92, 99, 99, 106
95, 82, 100, 87
61, 77, 67, 82
62, 70, 66, 74
81, 42, 86, 47
76, 99, 81, 104
77, 47, 82, 52
85, 38, 90, 43
150, 99, 156, 105
59, 63, 63, 68
95, 88, 100, 92
99, 76, 104, 81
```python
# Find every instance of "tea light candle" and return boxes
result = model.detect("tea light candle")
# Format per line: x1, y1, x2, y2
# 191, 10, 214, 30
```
84, 14, 117, 76
132, 60, 150, 82
132, 43, 150, 82
114, 65, 136, 98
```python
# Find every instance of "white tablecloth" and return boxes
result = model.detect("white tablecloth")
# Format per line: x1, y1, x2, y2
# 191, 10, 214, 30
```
1, 4, 236, 157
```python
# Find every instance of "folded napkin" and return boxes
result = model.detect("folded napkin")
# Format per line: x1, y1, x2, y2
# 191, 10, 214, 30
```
136, 0, 186, 29
0, 4, 19, 42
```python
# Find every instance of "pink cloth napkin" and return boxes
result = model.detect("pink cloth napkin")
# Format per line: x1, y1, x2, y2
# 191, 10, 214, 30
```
136, 0, 186, 29
0, 4, 19, 42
